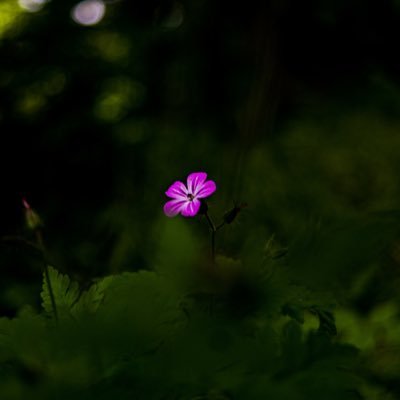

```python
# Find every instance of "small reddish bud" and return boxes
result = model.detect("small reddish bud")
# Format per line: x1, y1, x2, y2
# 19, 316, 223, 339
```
22, 197, 31, 210
22, 198, 42, 231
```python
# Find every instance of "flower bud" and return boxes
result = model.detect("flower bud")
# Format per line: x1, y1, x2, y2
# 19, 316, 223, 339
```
223, 202, 247, 224
22, 198, 43, 231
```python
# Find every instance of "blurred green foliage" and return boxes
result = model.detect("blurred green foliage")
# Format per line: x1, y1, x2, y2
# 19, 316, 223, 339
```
2, 211, 400, 399
1, 0, 400, 398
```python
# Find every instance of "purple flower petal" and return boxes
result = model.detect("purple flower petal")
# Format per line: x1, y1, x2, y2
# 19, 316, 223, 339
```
187, 172, 207, 195
165, 181, 188, 199
181, 199, 201, 217
196, 180, 216, 199
163, 199, 188, 217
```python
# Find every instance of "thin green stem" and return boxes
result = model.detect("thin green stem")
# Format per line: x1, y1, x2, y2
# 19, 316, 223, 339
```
204, 211, 216, 232
204, 212, 216, 263
211, 230, 215, 263
216, 222, 225, 231
36, 230, 58, 323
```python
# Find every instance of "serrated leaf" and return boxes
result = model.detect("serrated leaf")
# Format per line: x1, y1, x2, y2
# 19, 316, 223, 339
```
70, 282, 106, 317
41, 266, 119, 319
41, 266, 80, 318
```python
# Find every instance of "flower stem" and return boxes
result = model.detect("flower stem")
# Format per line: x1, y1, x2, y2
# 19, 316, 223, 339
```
204, 211, 216, 263
36, 230, 58, 323
216, 222, 225, 231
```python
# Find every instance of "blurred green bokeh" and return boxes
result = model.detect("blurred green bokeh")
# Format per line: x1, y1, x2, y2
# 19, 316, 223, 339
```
1, 0, 400, 398
1, 0, 399, 275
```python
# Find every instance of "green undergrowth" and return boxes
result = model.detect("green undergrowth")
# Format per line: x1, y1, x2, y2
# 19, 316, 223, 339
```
1, 214, 400, 399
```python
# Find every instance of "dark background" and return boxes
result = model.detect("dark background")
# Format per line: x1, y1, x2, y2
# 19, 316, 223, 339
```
2, 2, 400, 399
1, 0, 400, 310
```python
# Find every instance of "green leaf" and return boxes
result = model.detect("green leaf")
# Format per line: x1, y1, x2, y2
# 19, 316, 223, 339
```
96, 270, 183, 353
286, 213, 400, 296
41, 266, 119, 320
70, 279, 109, 317
41, 266, 80, 318
308, 306, 337, 336
282, 303, 305, 324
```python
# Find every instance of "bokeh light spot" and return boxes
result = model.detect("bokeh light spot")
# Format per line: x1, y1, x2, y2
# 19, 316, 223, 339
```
0, 3, 23, 38
162, 2, 184, 30
17, 93, 46, 116
18, 0, 48, 13
88, 31, 130, 63
94, 77, 146, 122
71, 0, 106, 26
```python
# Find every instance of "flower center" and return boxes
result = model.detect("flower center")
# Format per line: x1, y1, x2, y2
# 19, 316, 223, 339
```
187, 193, 195, 201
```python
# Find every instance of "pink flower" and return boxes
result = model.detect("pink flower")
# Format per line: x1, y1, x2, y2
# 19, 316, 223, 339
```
164, 172, 217, 217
